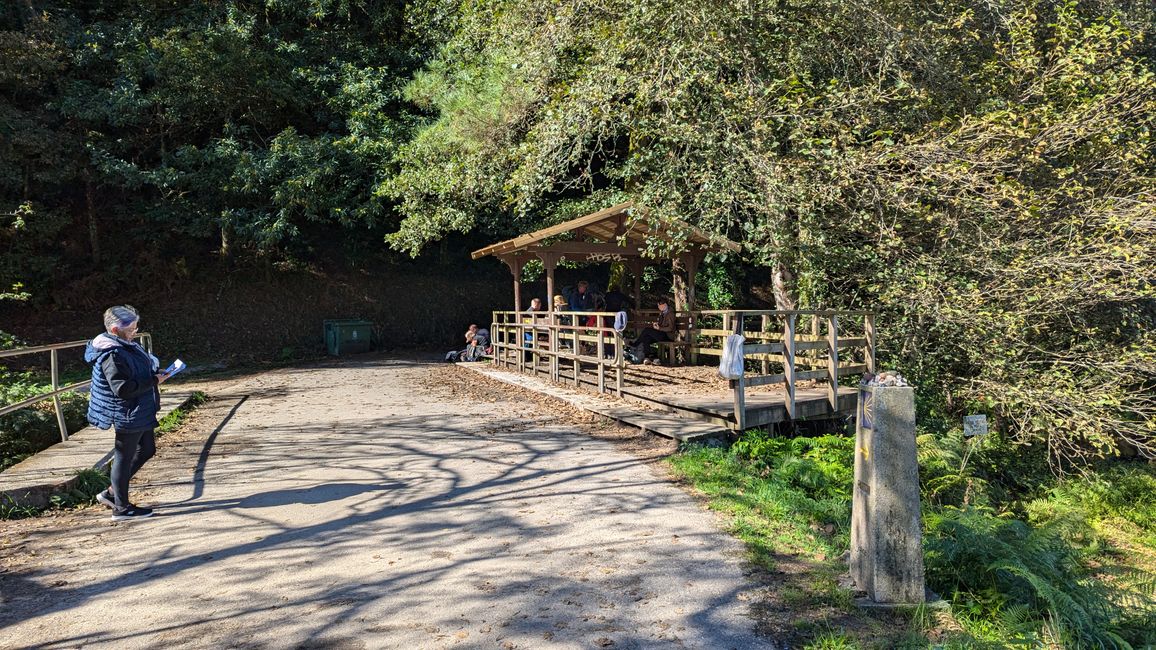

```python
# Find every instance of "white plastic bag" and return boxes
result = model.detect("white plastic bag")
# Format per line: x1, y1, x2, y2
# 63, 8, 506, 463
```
718, 334, 745, 380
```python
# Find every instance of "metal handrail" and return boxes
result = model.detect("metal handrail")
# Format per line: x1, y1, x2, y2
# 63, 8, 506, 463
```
0, 333, 153, 442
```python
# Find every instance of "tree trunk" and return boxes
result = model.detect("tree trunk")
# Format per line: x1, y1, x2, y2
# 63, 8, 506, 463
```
672, 259, 688, 312
219, 222, 231, 258
772, 262, 796, 311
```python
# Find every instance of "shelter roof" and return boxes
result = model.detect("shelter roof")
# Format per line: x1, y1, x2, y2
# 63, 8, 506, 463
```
470, 201, 740, 261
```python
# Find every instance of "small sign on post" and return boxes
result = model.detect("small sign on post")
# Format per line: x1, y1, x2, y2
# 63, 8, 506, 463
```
963, 414, 988, 437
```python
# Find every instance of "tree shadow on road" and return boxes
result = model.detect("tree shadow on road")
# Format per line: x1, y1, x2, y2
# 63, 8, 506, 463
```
0, 363, 775, 649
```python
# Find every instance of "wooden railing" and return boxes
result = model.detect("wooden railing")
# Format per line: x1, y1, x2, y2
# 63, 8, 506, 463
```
693, 310, 874, 428
491, 308, 873, 428
0, 333, 153, 442
490, 311, 628, 396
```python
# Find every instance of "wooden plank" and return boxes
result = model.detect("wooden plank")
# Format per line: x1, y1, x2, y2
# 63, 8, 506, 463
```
695, 328, 776, 338
743, 342, 785, 354
471, 202, 633, 259
732, 311, 745, 430
471, 200, 742, 260
742, 373, 786, 388
837, 363, 869, 376
828, 314, 840, 411
783, 314, 796, 419
761, 314, 771, 375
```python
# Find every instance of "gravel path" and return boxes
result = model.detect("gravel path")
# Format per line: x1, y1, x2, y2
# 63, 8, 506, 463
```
0, 357, 774, 649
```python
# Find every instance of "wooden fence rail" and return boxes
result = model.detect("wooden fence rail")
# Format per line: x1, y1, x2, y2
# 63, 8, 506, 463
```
490, 311, 628, 396
490, 309, 873, 429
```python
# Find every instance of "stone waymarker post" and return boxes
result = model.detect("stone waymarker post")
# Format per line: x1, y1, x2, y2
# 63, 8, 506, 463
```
850, 381, 926, 604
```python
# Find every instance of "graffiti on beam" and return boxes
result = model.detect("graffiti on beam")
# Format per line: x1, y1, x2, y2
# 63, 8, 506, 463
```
586, 253, 625, 262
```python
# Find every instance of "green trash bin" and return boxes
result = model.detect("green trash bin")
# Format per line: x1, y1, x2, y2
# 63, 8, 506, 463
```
324, 319, 374, 356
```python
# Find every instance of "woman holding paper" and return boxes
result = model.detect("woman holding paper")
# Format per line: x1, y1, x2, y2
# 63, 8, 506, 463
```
84, 305, 173, 521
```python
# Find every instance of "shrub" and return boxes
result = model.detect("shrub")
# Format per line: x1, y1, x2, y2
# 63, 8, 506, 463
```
0, 370, 89, 470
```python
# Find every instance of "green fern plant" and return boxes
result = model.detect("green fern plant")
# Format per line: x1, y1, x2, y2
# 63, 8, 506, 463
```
924, 506, 1138, 648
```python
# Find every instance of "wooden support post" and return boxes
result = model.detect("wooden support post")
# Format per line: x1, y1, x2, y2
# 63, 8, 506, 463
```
681, 253, 702, 367
784, 313, 797, 420
550, 312, 559, 382
512, 262, 522, 312
518, 311, 527, 374
541, 253, 560, 382
732, 312, 746, 430
499, 254, 526, 311
597, 330, 606, 394
541, 253, 559, 312
811, 313, 821, 369
760, 314, 771, 375
865, 313, 876, 374
616, 355, 623, 397
828, 314, 840, 412
573, 326, 581, 387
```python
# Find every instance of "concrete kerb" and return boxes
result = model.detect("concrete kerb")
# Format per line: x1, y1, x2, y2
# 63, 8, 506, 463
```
0, 391, 198, 511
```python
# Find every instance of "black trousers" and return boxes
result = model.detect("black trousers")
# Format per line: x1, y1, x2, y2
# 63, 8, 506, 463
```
110, 427, 156, 509
631, 329, 671, 360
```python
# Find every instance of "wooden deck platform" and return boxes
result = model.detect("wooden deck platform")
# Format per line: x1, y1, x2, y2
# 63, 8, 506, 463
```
519, 357, 857, 431
465, 364, 729, 442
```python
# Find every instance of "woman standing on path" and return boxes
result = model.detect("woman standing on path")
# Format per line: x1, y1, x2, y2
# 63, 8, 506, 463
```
84, 305, 170, 521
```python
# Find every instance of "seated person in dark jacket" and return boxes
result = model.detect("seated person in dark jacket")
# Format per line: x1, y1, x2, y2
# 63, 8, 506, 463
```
84, 305, 173, 521
569, 280, 593, 312
630, 298, 676, 365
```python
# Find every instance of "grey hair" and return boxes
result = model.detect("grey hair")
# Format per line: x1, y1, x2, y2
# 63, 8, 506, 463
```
103, 305, 139, 332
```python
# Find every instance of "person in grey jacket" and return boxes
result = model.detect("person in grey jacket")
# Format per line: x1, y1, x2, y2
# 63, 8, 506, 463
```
629, 298, 676, 365
84, 305, 171, 521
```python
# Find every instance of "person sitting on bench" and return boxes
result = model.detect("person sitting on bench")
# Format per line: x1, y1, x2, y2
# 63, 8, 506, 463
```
630, 297, 675, 365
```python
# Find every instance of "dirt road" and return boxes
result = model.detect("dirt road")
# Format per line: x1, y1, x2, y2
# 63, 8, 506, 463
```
1, 357, 774, 649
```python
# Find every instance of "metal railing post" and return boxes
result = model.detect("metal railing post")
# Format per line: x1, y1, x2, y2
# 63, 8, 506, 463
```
865, 313, 876, 374
51, 348, 69, 442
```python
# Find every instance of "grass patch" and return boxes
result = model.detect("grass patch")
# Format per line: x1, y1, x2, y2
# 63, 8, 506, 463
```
667, 435, 852, 563
1, 467, 110, 520
668, 430, 1156, 648
157, 390, 208, 436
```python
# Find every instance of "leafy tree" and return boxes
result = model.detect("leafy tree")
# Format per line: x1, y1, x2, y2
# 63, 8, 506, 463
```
389, 0, 1155, 469
0, 0, 419, 297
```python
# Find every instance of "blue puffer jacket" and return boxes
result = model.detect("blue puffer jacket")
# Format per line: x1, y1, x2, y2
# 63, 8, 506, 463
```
85, 333, 160, 431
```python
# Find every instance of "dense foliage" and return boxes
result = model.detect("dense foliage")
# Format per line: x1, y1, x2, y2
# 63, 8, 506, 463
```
1, 0, 419, 301
3, 0, 1153, 469
3, 1, 1155, 642
389, 0, 1156, 470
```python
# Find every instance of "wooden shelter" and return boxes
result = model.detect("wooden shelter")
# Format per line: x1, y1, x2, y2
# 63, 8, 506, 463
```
474, 202, 875, 434
471, 201, 741, 311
